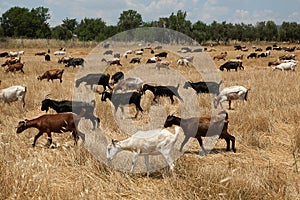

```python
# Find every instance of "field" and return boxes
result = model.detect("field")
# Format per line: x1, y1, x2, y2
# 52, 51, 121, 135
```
0, 40, 299, 200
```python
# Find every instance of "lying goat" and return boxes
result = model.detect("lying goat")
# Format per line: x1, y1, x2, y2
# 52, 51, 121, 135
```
214, 86, 249, 110
16, 110, 86, 147
164, 111, 235, 155
107, 126, 181, 177
142, 84, 183, 104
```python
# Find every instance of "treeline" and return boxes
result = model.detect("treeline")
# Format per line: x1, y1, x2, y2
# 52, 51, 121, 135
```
1, 6, 300, 44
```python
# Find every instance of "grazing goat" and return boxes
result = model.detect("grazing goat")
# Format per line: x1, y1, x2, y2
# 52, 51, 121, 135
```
279, 54, 296, 60
54, 51, 66, 56
219, 61, 244, 71
155, 61, 170, 70
75, 73, 111, 91
247, 53, 257, 59
35, 52, 46, 56
1, 57, 21, 67
111, 71, 124, 84
155, 52, 168, 58
16, 111, 86, 147
214, 86, 249, 110
37, 69, 64, 83
130, 58, 141, 64
213, 52, 227, 61
100, 91, 143, 118
58, 56, 73, 64
183, 80, 222, 95
41, 98, 100, 130
176, 58, 189, 67
164, 111, 235, 155
45, 54, 50, 61
113, 77, 143, 93
268, 60, 283, 66
142, 84, 183, 104
0, 85, 26, 108
272, 61, 297, 71
107, 126, 181, 177
103, 50, 113, 55
101, 58, 122, 66
65, 58, 84, 68
5, 62, 25, 73
0, 52, 9, 57
146, 57, 160, 64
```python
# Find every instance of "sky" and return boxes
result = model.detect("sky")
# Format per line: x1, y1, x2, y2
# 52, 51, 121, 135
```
1, 0, 300, 27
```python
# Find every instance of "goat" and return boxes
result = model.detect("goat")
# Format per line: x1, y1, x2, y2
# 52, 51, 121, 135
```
129, 58, 141, 64
155, 61, 170, 70
279, 54, 296, 60
176, 58, 189, 67
272, 61, 297, 71
0, 85, 26, 108
183, 80, 222, 95
247, 53, 257, 59
146, 57, 160, 64
41, 98, 100, 130
213, 52, 227, 61
142, 84, 183, 104
103, 50, 113, 55
268, 60, 283, 67
37, 69, 64, 83
58, 56, 73, 64
54, 51, 66, 56
155, 52, 168, 58
111, 71, 124, 84
107, 126, 181, 177
100, 91, 143, 118
35, 52, 46, 56
257, 51, 270, 58
214, 86, 249, 110
1, 57, 21, 67
0, 52, 9, 57
135, 49, 144, 55
5, 62, 25, 73
101, 58, 122, 66
44, 54, 50, 61
75, 73, 111, 91
9, 51, 18, 57
65, 58, 85, 68
113, 77, 143, 93
236, 54, 244, 60
16, 111, 86, 147
164, 111, 235, 155
219, 61, 244, 71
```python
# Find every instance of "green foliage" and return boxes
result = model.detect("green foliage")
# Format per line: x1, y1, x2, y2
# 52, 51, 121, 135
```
1, 6, 300, 43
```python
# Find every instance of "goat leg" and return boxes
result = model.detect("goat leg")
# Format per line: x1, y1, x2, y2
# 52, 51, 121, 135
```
32, 131, 43, 147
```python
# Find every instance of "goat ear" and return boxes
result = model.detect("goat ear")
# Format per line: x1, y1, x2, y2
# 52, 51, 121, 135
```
169, 111, 177, 116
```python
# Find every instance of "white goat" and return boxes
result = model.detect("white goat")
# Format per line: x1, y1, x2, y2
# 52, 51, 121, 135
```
214, 86, 249, 110
113, 77, 143, 93
176, 58, 189, 67
272, 61, 297, 71
0, 85, 27, 108
106, 126, 181, 177
54, 51, 66, 56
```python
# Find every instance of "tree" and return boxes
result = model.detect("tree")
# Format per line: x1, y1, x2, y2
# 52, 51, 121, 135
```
62, 18, 78, 33
167, 10, 192, 35
117, 10, 143, 31
0, 6, 50, 38
75, 18, 106, 41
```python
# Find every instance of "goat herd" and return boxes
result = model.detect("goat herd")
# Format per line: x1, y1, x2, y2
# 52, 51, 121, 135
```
0, 42, 297, 176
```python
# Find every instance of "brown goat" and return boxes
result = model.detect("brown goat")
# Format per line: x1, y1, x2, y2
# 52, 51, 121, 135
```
164, 110, 235, 155
101, 58, 122, 66
16, 110, 85, 147
37, 69, 64, 83
213, 52, 227, 61
35, 52, 46, 56
1, 57, 21, 67
5, 62, 25, 73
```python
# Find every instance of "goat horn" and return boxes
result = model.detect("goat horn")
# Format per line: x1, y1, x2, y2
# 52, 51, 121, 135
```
169, 111, 177, 116
44, 94, 51, 99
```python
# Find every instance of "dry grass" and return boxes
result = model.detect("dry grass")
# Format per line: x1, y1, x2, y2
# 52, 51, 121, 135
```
0, 41, 299, 200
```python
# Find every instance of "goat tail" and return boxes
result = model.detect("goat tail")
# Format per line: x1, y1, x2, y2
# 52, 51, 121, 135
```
218, 80, 223, 86
176, 83, 180, 90
245, 88, 250, 101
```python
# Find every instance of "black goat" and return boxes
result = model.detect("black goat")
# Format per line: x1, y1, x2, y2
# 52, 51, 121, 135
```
155, 52, 168, 58
75, 73, 111, 91
100, 91, 143, 118
142, 84, 183, 104
219, 61, 244, 71
41, 98, 100, 130
65, 58, 84, 68
111, 71, 124, 84
183, 80, 222, 95
129, 58, 141, 64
